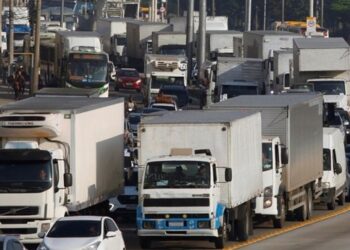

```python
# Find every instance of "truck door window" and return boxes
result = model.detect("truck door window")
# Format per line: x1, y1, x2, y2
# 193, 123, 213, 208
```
262, 143, 273, 171
275, 144, 280, 169
332, 149, 337, 170
212, 164, 217, 184
323, 149, 331, 171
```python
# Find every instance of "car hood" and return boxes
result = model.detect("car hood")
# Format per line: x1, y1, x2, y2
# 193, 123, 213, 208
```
44, 237, 100, 250
119, 76, 139, 82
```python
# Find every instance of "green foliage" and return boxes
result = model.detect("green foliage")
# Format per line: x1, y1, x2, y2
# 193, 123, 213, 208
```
331, 0, 350, 12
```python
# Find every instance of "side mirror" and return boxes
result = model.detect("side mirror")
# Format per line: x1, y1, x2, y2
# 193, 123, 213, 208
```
38, 232, 46, 238
64, 173, 73, 187
225, 168, 232, 182
53, 159, 59, 188
335, 163, 342, 175
281, 147, 289, 165
105, 231, 117, 238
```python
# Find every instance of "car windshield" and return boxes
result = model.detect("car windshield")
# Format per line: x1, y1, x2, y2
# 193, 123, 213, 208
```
144, 161, 210, 189
119, 70, 139, 77
262, 143, 273, 171
323, 149, 331, 171
47, 220, 101, 238
222, 85, 258, 98
0, 161, 52, 193
346, 145, 350, 154
151, 104, 176, 111
151, 76, 184, 90
311, 81, 345, 95
160, 88, 188, 107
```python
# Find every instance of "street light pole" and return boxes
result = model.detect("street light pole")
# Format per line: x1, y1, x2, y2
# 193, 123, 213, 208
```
32, 0, 42, 94
263, 0, 267, 30
245, 0, 252, 31
310, 0, 314, 17
282, 0, 285, 22
186, 0, 194, 85
60, 0, 65, 27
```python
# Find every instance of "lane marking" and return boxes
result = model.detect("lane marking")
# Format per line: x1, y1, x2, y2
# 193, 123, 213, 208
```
224, 205, 350, 250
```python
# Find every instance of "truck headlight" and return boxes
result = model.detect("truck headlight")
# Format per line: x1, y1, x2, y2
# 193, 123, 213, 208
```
40, 223, 51, 233
264, 186, 273, 197
143, 221, 156, 229
322, 182, 331, 189
197, 221, 210, 229
82, 242, 101, 250
263, 197, 273, 208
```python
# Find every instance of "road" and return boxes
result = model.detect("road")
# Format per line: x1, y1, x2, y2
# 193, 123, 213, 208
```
119, 204, 350, 250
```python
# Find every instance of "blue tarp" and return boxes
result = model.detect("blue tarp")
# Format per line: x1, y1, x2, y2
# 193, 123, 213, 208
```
3, 24, 31, 33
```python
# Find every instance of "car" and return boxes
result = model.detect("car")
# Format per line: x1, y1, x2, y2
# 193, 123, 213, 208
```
159, 84, 189, 108
0, 236, 26, 250
150, 102, 178, 111
37, 216, 126, 250
141, 107, 167, 114
115, 68, 142, 92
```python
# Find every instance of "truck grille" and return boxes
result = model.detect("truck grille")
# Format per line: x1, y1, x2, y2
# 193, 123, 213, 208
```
118, 195, 138, 205
0, 206, 39, 216
144, 198, 210, 207
145, 213, 209, 219
0, 228, 37, 234
154, 61, 178, 70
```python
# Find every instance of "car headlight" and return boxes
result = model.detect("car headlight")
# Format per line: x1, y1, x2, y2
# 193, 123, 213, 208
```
40, 223, 51, 233
82, 242, 101, 250
37, 243, 49, 250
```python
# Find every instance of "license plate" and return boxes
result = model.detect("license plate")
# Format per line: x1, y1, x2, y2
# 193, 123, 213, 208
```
169, 221, 184, 227
126, 82, 133, 86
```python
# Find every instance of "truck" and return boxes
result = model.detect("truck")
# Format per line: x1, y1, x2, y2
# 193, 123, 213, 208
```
152, 31, 187, 55
272, 49, 293, 93
169, 16, 228, 33
210, 94, 324, 228
322, 127, 347, 210
143, 54, 187, 105
137, 110, 263, 249
0, 96, 125, 243
206, 31, 242, 60
126, 21, 172, 71
54, 31, 111, 97
96, 17, 131, 67
292, 37, 350, 109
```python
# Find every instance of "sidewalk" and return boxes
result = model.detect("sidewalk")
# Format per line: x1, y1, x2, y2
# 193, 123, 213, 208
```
0, 79, 24, 105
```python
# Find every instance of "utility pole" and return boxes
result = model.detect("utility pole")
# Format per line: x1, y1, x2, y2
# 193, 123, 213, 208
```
186, 0, 194, 85
245, 0, 252, 31
0, 0, 3, 58
211, 0, 215, 17
282, 0, 285, 23
309, 0, 314, 17
9, 0, 14, 74
32, 0, 42, 94
60, 0, 65, 27
197, 0, 206, 71
320, 0, 324, 27
177, 0, 180, 16
263, 0, 267, 30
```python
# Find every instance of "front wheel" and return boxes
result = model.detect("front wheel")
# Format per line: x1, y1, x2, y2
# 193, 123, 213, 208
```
337, 192, 345, 206
214, 217, 227, 249
236, 204, 250, 241
273, 196, 286, 228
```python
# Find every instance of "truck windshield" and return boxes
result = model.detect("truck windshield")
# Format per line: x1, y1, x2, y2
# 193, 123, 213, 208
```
222, 85, 258, 98
262, 143, 273, 171
67, 56, 108, 88
151, 76, 184, 90
323, 149, 331, 171
311, 81, 345, 95
0, 161, 52, 193
144, 161, 210, 189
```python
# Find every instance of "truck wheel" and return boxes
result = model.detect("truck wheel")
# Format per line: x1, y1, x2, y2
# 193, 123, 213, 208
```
327, 194, 336, 210
306, 187, 313, 219
337, 192, 345, 206
228, 219, 236, 241
273, 197, 286, 228
139, 237, 151, 249
214, 218, 227, 249
296, 190, 308, 221
236, 205, 250, 241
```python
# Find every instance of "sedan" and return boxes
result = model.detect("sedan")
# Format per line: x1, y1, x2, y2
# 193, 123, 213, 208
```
115, 68, 142, 92
37, 216, 126, 250
0, 236, 26, 250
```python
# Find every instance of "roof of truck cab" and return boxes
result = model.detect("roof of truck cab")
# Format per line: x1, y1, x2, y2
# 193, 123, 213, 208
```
294, 37, 349, 49
210, 94, 322, 108
56, 31, 102, 38
141, 110, 259, 124
0, 97, 123, 113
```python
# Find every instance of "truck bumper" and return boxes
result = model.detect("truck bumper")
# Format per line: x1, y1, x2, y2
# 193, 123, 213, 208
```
0, 219, 52, 244
255, 196, 278, 215
138, 228, 218, 238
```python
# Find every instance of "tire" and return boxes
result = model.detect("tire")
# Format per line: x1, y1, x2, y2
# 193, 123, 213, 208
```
337, 192, 345, 206
306, 187, 313, 219
327, 194, 336, 210
236, 205, 250, 241
296, 189, 308, 221
273, 196, 286, 228
214, 217, 227, 249
228, 219, 236, 241
139, 237, 151, 249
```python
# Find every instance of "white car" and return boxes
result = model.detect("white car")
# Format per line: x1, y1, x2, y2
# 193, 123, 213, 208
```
37, 216, 126, 250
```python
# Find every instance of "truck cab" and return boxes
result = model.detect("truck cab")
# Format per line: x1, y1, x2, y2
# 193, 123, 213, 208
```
215, 80, 260, 102
255, 137, 288, 228
322, 127, 347, 210
137, 149, 231, 249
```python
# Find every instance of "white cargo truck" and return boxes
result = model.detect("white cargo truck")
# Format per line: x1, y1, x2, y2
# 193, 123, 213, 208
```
0, 97, 125, 243
322, 127, 347, 210
137, 110, 263, 249
210, 94, 324, 228
206, 31, 242, 60
152, 31, 187, 55
169, 16, 228, 33
143, 54, 187, 105
272, 49, 293, 93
